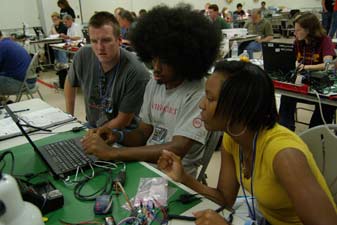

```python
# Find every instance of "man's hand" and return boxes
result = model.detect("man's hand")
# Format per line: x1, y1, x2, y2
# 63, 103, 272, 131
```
255, 36, 262, 43
81, 132, 118, 160
59, 33, 68, 40
157, 150, 185, 183
193, 209, 229, 225
96, 127, 119, 145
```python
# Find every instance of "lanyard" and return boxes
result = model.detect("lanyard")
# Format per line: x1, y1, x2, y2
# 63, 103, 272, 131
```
97, 52, 120, 108
302, 45, 315, 65
239, 131, 258, 221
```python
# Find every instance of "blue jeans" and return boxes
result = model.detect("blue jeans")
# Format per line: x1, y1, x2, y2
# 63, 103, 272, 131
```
245, 41, 262, 59
54, 50, 68, 63
322, 11, 332, 34
0, 76, 23, 95
279, 95, 336, 131
328, 11, 337, 38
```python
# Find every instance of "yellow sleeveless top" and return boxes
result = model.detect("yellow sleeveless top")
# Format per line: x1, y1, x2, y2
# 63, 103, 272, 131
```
223, 123, 337, 225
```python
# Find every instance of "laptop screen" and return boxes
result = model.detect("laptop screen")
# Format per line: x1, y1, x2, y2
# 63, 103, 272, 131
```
262, 42, 296, 76
33, 27, 45, 39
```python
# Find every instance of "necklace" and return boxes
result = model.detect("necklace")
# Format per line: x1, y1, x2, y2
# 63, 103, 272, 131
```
239, 131, 259, 221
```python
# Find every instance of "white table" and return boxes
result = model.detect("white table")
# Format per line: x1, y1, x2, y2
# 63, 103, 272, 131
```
0, 99, 250, 225
0, 99, 83, 151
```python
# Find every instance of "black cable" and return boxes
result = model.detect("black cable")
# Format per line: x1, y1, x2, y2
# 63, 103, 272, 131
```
0, 150, 15, 175
73, 170, 115, 201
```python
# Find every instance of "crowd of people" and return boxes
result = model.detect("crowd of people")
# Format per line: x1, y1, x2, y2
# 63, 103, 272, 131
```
1, 1, 337, 224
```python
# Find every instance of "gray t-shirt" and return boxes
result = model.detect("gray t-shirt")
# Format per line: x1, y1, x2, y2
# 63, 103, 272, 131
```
68, 46, 150, 128
140, 78, 208, 176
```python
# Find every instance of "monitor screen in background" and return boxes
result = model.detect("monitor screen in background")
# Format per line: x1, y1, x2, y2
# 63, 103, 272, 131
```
262, 42, 296, 75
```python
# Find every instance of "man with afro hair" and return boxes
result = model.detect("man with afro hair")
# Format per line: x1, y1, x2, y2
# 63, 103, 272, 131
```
81, 4, 222, 176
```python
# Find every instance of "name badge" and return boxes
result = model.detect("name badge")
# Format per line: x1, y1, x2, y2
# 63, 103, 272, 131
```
151, 126, 167, 144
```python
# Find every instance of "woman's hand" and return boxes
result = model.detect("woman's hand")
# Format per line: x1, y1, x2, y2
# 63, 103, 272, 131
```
157, 150, 185, 183
193, 209, 229, 225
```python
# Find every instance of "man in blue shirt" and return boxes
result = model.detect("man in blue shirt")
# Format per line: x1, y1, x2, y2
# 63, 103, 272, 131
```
0, 30, 31, 95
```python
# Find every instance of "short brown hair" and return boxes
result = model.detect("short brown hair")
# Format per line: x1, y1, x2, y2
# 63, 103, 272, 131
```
88, 11, 120, 37
208, 4, 219, 12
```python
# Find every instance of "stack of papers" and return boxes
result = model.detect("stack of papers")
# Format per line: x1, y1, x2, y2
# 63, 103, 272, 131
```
0, 107, 75, 140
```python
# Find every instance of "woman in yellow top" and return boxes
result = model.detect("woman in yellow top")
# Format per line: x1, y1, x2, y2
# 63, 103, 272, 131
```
158, 61, 337, 225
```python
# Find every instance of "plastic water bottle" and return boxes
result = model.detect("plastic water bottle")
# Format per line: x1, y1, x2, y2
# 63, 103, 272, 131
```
239, 50, 250, 62
231, 40, 238, 59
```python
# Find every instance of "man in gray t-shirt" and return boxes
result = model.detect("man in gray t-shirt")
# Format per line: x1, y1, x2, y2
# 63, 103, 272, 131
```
65, 12, 149, 129
81, 6, 221, 176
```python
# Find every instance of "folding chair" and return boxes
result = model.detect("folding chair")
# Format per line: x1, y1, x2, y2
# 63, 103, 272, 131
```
197, 131, 223, 185
13, 52, 44, 102
299, 124, 337, 204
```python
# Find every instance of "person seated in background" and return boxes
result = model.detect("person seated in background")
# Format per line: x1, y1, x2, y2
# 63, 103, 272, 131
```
239, 8, 273, 59
158, 60, 337, 225
81, 5, 222, 177
64, 11, 149, 129
49, 12, 68, 70
114, 7, 127, 40
201, 2, 211, 16
60, 14, 83, 41
279, 13, 336, 131
0, 30, 31, 97
233, 3, 246, 28
50, 12, 68, 35
57, 0, 75, 20
117, 10, 137, 46
221, 7, 232, 23
138, 9, 147, 18
208, 4, 230, 30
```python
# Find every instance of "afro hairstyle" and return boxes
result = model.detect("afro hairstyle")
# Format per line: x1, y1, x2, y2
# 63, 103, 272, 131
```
130, 4, 222, 81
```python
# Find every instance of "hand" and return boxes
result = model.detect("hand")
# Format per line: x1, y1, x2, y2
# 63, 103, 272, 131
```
157, 150, 185, 182
81, 132, 118, 160
255, 36, 262, 43
193, 209, 229, 225
96, 127, 118, 145
59, 33, 67, 39
298, 64, 305, 71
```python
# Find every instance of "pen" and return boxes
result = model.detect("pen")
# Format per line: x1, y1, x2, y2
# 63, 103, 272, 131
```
13, 109, 30, 113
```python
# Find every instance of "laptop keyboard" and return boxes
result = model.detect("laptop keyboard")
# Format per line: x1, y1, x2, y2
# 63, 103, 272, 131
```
42, 139, 92, 174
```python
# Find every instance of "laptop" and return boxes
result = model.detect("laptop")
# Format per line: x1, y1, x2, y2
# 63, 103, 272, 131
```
4, 104, 96, 179
82, 28, 90, 44
262, 42, 296, 81
33, 26, 46, 40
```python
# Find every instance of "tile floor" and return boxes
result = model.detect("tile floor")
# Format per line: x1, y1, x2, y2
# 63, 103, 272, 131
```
11, 69, 315, 187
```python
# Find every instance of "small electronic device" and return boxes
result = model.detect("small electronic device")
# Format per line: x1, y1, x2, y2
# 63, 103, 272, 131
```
94, 194, 113, 215
17, 179, 64, 214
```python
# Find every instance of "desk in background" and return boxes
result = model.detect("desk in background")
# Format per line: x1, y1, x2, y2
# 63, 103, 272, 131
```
0, 100, 249, 225
29, 37, 64, 66
50, 43, 81, 55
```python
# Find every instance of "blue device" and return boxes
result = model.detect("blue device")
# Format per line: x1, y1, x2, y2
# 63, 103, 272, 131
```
94, 194, 113, 215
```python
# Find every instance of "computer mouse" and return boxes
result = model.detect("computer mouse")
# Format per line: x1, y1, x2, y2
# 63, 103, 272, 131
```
94, 194, 113, 215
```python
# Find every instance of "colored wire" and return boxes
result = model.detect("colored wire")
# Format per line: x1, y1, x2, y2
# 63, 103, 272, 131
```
116, 181, 133, 211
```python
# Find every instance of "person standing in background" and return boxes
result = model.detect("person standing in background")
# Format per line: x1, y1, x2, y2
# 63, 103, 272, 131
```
57, 0, 76, 20
322, 0, 334, 34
